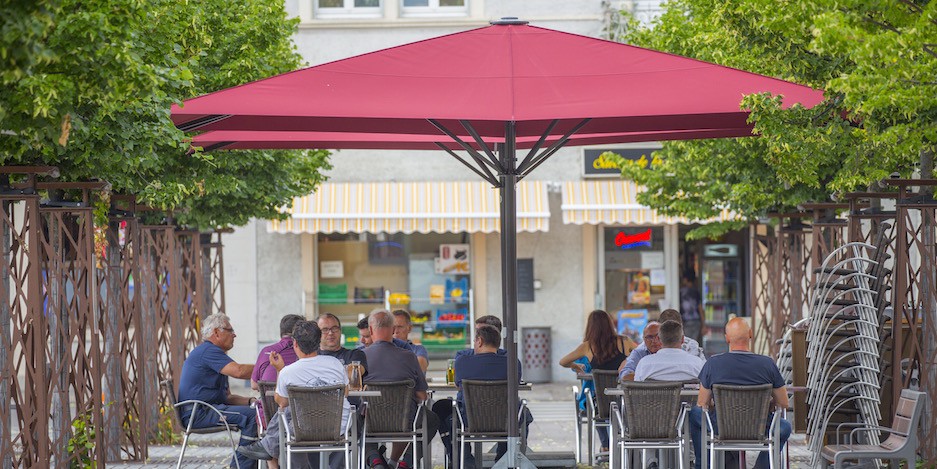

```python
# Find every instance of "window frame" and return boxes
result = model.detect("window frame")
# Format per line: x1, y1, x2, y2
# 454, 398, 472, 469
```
399, 0, 468, 18
314, 0, 383, 19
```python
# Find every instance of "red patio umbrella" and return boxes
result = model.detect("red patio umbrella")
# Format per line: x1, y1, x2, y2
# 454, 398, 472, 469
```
173, 19, 824, 467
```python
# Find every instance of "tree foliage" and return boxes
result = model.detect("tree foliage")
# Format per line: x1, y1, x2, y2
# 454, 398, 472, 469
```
1, 0, 330, 228
607, 0, 936, 237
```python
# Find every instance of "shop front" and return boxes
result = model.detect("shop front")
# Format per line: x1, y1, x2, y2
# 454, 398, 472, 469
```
269, 180, 550, 357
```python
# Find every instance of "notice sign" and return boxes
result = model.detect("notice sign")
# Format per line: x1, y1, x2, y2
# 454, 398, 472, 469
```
320, 261, 344, 279
437, 244, 470, 274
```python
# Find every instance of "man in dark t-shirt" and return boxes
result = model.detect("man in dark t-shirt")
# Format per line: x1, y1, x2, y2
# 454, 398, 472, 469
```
690, 318, 791, 469
363, 310, 438, 469
178, 313, 257, 469
441, 325, 529, 468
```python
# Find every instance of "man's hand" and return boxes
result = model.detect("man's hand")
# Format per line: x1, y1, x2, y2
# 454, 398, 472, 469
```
270, 351, 286, 371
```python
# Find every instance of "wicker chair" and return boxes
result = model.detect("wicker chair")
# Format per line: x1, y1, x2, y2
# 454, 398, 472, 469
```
360, 380, 428, 469
586, 369, 620, 464
612, 381, 686, 469
453, 380, 529, 469
701, 384, 781, 469
257, 380, 278, 430
161, 379, 246, 469
282, 384, 357, 469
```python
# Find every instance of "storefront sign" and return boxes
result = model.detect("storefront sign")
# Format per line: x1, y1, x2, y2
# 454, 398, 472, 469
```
436, 243, 470, 274
320, 260, 344, 279
583, 147, 659, 177
614, 229, 652, 250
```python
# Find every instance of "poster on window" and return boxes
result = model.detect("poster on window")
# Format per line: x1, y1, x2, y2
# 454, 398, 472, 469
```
436, 244, 470, 274
627, 270, 651, 305
617, 309, 649, 344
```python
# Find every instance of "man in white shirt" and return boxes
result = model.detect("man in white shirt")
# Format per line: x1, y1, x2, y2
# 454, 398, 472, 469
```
634, 320, 705, 382
238, 320, 351, 467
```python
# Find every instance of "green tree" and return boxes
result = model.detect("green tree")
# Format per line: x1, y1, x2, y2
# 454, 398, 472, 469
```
0, 0, 329, 228
607, 0, 936, 237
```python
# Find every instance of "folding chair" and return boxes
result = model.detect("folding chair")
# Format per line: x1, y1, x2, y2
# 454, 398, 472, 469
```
161, 379, 247, 469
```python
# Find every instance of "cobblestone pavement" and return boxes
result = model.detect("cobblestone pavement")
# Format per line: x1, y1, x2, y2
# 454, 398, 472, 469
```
108, 382, 816, 469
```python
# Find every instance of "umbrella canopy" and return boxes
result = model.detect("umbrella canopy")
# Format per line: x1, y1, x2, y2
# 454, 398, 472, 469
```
172, 22, 823, 139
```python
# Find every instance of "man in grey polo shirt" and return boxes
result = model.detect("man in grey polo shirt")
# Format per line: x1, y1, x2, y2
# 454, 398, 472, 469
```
634, 320, 705, 382
363, 310, 438, 469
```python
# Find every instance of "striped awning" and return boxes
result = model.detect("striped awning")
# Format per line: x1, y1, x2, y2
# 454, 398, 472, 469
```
561, 180, 734, 225
268, 181, 550, 234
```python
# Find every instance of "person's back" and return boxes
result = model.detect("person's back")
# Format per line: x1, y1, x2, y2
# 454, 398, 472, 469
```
635, 320, 704, 382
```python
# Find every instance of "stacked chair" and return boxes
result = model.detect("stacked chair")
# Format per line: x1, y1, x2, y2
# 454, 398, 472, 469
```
803, 226, 893, 467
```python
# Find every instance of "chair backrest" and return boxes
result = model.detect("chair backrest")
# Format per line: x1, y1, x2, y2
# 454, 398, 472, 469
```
620, 381, 683, 439
160, 379, 186, 428
462, 380, 509, 433
889, 389, 926, 441
257, 380, 278, 424
364, 380, 415, 433
592, 370, 620, 419
287, 384, 346, 442
712, 384, 773, 441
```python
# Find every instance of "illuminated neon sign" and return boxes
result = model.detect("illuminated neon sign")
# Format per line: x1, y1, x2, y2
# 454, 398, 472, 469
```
614, 229, 652, 250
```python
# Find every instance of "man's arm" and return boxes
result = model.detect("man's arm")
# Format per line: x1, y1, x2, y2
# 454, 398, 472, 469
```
417, 356, 429, 373
697, 387, 712, 409
220, 361, 253, 380
274, 391, 289, 409
415, 390, 428, 402
618, 347, 645, 380
771, 386, 789, 410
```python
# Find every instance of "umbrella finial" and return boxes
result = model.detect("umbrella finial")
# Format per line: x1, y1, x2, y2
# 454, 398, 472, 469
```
490, 17, 528, 25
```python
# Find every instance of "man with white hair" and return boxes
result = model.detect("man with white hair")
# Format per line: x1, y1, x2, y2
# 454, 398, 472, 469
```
178, 313, 257, 469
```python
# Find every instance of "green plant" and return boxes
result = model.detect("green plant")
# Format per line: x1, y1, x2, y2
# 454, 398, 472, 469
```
67, 412, 96, 468
150, 404, 181, 445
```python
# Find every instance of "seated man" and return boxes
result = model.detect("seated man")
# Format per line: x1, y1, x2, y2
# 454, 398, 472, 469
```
318, 313, 368, 371
634, 320, 705, 382
453, 315, 506, 359
363, 310, 439, 469
441, 325, 531, 468
252, 314, 304, 391
357, 312, 416, 352
620, 309, 706, 381
178, 313, 257, 469
392, 309, 429, 372
689, 317, 792, 469
238, 320, 351, 467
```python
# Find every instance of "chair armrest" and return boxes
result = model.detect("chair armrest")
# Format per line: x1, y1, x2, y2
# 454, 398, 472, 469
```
453, 398, 465, 432
848, 426, 906, 445
411, 399, 427, 431
675, 403, 688, 437
175, 399, 233, 431
346, 404, 357, 437
280, 410, 293, 443
583, 387, 595, 418
835, 422, 871, 444
611, 401, 624, 435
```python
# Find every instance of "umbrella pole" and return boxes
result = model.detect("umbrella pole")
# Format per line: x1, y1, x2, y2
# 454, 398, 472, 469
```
494, 121, 537, 469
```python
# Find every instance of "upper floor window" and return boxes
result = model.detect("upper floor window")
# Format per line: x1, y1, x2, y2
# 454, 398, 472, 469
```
315, 0, 382, 18
401, 0, 467, 17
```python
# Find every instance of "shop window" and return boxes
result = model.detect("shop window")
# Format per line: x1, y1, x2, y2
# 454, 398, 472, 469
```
315, 0, 382, 18
603, 227, 666, 344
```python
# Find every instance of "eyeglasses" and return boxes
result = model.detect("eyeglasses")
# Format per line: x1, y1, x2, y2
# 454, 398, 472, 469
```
321, 326, 341, 334
644, 334, 660, 341
221, 327, 235, 333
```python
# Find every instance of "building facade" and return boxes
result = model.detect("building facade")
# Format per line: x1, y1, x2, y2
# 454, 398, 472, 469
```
222, 0, 754, 380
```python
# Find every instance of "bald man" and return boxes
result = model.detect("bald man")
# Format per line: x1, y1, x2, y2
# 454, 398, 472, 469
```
689, 317, 791, 469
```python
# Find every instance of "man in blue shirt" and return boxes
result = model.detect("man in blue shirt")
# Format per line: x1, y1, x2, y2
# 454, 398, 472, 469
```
392, 310, 429, 372
453, 315, 507, 360
178, 313, 257, 469
441, 325, 529, 468
619, 310, 706, 381
689, 317, 791, 469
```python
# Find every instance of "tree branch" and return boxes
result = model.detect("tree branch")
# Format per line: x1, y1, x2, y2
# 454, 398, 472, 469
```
924, 44, 937, 59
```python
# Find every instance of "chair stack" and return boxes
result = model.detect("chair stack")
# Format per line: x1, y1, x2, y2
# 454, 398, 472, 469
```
804, 237, 889, 467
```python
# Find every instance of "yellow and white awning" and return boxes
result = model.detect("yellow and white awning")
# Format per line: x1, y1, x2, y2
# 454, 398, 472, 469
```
561, 180, 735, 225
268, 181, 550, 234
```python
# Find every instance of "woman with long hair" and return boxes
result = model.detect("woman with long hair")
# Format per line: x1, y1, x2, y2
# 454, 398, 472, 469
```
559, 309, 637, 453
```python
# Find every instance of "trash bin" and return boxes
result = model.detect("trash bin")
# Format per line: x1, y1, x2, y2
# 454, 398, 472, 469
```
522, 327, 552, 383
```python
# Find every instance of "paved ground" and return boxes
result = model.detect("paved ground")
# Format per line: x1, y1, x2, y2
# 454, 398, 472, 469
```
109, 381, 816, 469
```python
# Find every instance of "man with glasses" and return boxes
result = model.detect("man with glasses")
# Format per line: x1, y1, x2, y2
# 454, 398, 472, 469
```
179, 313, 257, 469
619, 310, 706, 381
318, 313, 368, 373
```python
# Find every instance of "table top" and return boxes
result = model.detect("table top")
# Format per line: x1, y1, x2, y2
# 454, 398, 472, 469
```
427, 381, 533, 391
605, 386, 699, 397
348, 390, 382, 397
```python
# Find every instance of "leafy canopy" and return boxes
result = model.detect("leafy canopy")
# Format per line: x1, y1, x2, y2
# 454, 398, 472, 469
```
607, 0, 936, 237
1, 0, 330, 228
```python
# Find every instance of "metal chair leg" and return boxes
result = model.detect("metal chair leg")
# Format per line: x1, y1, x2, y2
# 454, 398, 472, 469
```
176, 432, 190, 469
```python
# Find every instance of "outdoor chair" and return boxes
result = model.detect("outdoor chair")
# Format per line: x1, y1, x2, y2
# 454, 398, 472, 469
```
611, 381, 687, 469
453, 380, 529, 469
571, 385, 590, 464
161, 379, 248, 469
360, 379, 429, 469
701, 384, 783, 469
820, 389, 925, 468
257, 380, 278, 431
586, 369, 620, 464
282, 384, 358, 469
